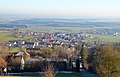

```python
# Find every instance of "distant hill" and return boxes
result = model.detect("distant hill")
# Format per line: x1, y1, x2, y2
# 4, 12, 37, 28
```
0, 18, 120, 28
10, 18, 120, 27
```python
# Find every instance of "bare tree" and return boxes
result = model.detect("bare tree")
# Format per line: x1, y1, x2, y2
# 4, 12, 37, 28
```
42, 64, 56, 77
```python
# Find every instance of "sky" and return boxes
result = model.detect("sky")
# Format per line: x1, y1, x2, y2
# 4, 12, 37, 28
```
0, 0, 120, 18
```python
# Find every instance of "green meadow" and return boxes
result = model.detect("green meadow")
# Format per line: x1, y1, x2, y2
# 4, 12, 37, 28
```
93, 35, 120, 42
0, 32, 17, 42
0, 32, 35, 43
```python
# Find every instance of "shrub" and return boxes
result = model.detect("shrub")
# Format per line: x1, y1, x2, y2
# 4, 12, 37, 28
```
42, 64, 56, 77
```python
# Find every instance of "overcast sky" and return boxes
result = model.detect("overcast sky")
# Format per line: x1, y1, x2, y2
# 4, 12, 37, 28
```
0, 0, 120, 18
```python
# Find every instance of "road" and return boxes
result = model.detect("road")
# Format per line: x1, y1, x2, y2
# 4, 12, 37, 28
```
80, 69, 97, 77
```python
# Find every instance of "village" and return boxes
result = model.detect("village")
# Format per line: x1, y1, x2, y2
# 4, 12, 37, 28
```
0, 28, 120, 76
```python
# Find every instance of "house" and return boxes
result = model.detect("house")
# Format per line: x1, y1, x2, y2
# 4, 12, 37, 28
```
24, 42, 34, 48
14, 50, 30, 70
15, 50, 30, 60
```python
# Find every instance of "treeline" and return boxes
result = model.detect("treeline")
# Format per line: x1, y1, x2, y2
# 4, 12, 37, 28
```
0, 24, 27, 29
0, 43, 120, 77
81, 44, 120, 77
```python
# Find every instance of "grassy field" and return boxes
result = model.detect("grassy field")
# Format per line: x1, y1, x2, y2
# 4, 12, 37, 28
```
0, 32, 35, 43
20, 26, 93, 32
93, 35, 120, 42
0, 32, 17, 42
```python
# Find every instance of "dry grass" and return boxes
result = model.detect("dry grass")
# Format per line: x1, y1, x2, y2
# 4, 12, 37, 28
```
42, 64, 56, 77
